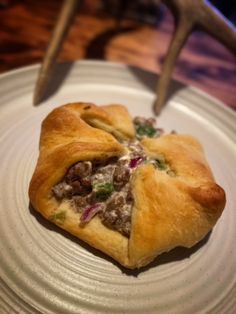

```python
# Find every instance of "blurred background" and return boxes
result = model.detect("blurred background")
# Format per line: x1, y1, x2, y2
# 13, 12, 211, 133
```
210, 0, 236, 25
0, 0, 235, 109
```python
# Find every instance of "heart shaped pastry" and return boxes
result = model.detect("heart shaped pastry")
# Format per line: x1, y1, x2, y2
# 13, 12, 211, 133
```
29, 103, 226, 268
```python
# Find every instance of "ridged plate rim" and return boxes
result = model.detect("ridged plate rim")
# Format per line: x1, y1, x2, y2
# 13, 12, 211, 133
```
0, 60, 235, 314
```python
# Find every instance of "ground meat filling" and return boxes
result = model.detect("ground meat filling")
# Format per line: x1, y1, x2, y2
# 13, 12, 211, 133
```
52, 156, 134, 237
52, 116, 170, 237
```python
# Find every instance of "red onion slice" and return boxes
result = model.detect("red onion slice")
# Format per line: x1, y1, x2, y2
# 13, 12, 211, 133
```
129, 156, 144, 168
80, 203, 102, 223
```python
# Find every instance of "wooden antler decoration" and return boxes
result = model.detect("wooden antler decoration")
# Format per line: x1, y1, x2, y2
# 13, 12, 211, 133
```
33, 0, 236, 111
154, 0, 236, 114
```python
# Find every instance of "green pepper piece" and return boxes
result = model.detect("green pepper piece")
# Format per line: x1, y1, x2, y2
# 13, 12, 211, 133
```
155, 158, 167, 170
94, 183, 114, 200
135, 124, 157, 138
49, 211, 66, 225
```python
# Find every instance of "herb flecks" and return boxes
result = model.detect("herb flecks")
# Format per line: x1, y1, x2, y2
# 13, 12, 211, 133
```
154, 156, 176, 176
133, 116, 163, 139
49, 211, 66, 225
94, 183, 114, 201
155, 157, 167, 170
136, 125, 157, 138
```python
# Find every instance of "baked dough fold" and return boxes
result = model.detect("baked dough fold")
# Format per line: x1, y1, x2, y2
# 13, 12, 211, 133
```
29, 102, 226, 268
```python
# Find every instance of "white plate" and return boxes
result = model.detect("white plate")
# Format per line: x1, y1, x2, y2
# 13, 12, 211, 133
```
0, 60, 235, 314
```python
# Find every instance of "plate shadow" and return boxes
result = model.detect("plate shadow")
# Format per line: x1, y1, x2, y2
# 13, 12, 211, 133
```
127, 66, 187, 113
36, 61, 75, 104
35, 60, 186, 114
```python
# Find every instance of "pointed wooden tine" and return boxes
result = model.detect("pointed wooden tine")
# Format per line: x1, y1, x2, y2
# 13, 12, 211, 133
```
154, 1, 194, 114
154, 0, 236, 115
33, 0, 78, 106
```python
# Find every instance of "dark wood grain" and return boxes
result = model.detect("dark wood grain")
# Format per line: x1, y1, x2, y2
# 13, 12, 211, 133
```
0, 0, 235, 109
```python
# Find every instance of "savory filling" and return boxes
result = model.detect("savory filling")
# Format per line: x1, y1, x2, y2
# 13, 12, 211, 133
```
51, 116, 173, 237
133, 116, 164, 139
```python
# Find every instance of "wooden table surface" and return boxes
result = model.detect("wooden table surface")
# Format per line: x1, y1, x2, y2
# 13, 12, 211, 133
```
0, 0, 235, 110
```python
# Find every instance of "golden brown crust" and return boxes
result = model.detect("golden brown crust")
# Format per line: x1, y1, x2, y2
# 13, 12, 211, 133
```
129, 136, 226, 267
29, 102, 226, 269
